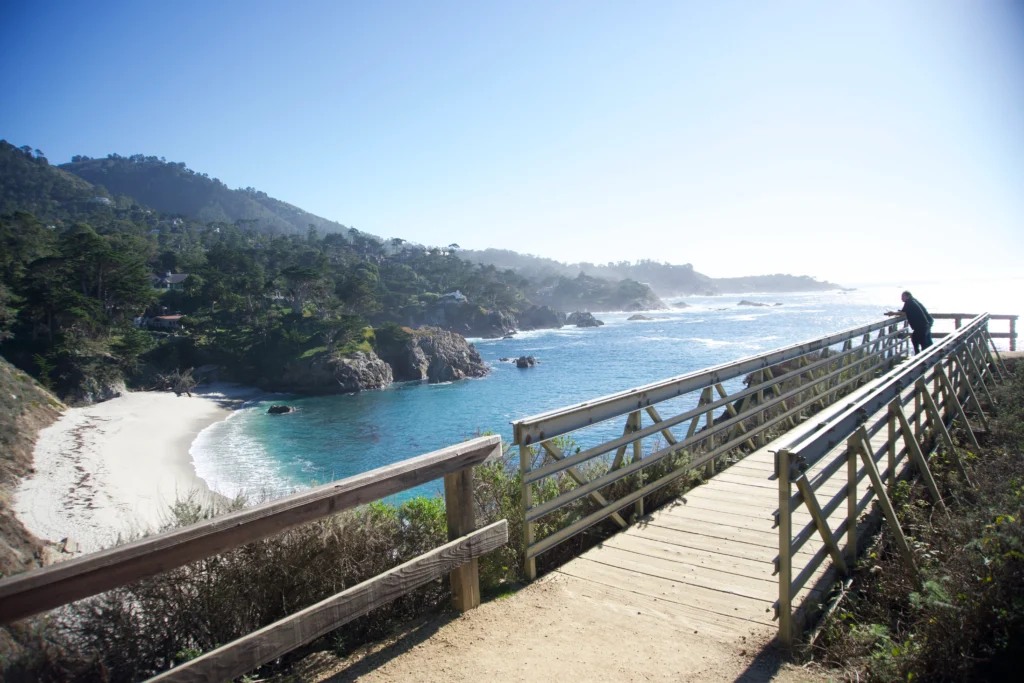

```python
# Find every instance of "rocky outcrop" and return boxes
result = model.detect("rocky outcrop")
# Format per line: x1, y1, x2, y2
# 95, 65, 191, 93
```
422, 300, 517, 339
273, 350, 393, 394
737, 300, 770, 307
516, 355, 537, 368
567, 311, 605, 328
380, 327, 489, 383
627, 314, 653, 321
267, 405, 294, 414
67, 375, 126, 405
671, 302, 691, 309
517, 305, 566, 330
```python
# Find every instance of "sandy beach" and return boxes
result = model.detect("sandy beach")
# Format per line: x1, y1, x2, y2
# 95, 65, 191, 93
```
14, 383, 260, 554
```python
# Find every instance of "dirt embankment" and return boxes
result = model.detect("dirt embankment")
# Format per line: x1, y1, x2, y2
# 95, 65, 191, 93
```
0, 355, 64, 576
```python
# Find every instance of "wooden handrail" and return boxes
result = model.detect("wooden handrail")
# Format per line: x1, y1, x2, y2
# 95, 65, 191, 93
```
512, 318, 903, 444
932, 312, 1017, 351
149, 520, 508, 683
775, 315, 996, 647
0, 435, 502, 625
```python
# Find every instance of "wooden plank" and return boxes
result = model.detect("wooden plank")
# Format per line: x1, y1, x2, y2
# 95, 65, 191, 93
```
600, 533, 771, 578
558, 556, 777, 625
554, 571, 767, 639
0, 435, 502, 626
644, 515, 781, 549
147, 520, 508, 683
626, 523, 814, 563
579, 545, 778, 601
443, 467, 480, 611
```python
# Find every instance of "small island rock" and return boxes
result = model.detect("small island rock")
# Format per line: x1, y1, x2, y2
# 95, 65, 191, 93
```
567, 311, 605, 328
516, 355, 538, 368
737, 300, 770, 307
267, 405, 294, 414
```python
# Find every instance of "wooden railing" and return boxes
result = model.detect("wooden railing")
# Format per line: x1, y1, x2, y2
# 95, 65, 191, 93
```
0, 435, 507, 682
513, 318, 911, 579
932, 312, 1017, 350
774, 314, 1009, 647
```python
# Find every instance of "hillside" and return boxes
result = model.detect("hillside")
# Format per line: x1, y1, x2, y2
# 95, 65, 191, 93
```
459, 249, 843, 296
60, 154, 371, 239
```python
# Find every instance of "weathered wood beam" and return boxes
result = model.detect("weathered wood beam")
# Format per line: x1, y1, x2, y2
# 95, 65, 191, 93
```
146, 521, 508, 683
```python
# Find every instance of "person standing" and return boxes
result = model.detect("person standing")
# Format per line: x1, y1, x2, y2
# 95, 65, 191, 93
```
886, 290, 934, 353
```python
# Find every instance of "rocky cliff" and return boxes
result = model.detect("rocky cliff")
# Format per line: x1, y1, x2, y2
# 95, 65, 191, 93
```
379, 327, 489, 383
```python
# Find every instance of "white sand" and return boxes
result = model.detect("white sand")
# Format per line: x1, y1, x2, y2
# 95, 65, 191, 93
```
14, 383, 260, 554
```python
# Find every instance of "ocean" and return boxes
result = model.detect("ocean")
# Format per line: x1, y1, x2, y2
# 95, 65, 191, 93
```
191, 279, 1021, 502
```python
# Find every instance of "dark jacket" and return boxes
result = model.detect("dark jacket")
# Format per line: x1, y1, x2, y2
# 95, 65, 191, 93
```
902, 298, 934, 333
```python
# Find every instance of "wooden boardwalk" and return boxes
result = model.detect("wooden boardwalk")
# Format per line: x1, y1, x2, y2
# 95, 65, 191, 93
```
552, 373, 900, 639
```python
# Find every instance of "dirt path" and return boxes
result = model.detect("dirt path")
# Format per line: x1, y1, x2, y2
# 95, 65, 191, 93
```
287, 572, 827, 682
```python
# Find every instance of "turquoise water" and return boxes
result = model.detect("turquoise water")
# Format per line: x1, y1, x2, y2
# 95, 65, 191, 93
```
191, 281, 1021, 501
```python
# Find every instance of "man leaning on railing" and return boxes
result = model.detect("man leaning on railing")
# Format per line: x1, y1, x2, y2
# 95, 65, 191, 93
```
886, 290, 934, 353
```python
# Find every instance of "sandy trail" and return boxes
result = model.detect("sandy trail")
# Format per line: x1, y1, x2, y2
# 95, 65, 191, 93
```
14, 383, 259, 553
292, 573, 825, 683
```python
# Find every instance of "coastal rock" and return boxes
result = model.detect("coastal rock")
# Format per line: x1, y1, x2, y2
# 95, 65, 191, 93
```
273, 350, 393, 394
516, 355, 537, 368
422, 299, 518, 338
671, 302, 691, 309
773, 303, 783, 306
627, 314, 653, 321
380, 327, 489, 383
567, 311, 605, 328
267, 405, 294, 414
67, 375, 126, 406
518, 305, 565, 330
737, 300, 770, 307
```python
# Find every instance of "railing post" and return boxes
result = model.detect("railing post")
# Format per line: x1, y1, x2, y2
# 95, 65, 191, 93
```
1011, 316, 1017, 352
444, 465, 481, 611
516, 429, 537, 582
777, 448, 793, 649
631, 411, 644, 517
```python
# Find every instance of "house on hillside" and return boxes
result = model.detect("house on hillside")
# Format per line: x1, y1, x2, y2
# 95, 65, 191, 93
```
148, 315, 183, 331
150, 271, 189, 290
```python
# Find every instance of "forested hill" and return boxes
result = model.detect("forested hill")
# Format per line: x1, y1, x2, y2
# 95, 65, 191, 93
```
459, 250, 844, 296
0, 140, 668, 406
60, 154, 371, 240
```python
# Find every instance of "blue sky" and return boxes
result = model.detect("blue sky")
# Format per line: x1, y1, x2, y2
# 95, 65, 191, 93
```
2, 1, 1022, 283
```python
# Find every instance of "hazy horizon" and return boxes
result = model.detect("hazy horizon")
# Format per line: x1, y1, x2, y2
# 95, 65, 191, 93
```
2, 1, 1022, 284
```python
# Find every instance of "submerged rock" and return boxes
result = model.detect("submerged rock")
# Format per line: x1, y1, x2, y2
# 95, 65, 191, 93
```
671, 302, 691, 309
737, 300, 770, 307
267, 405, 294, 414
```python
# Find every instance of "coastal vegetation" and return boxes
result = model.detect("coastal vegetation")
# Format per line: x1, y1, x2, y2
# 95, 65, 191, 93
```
812, 359, 1024, 681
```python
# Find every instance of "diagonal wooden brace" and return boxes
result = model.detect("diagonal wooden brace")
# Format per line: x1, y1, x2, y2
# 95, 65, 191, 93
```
794, 476, 849, 575
891, 401, 947, 512
850, 428, 922, 589
918, 380, 973, 486
542, 441, 628, 528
